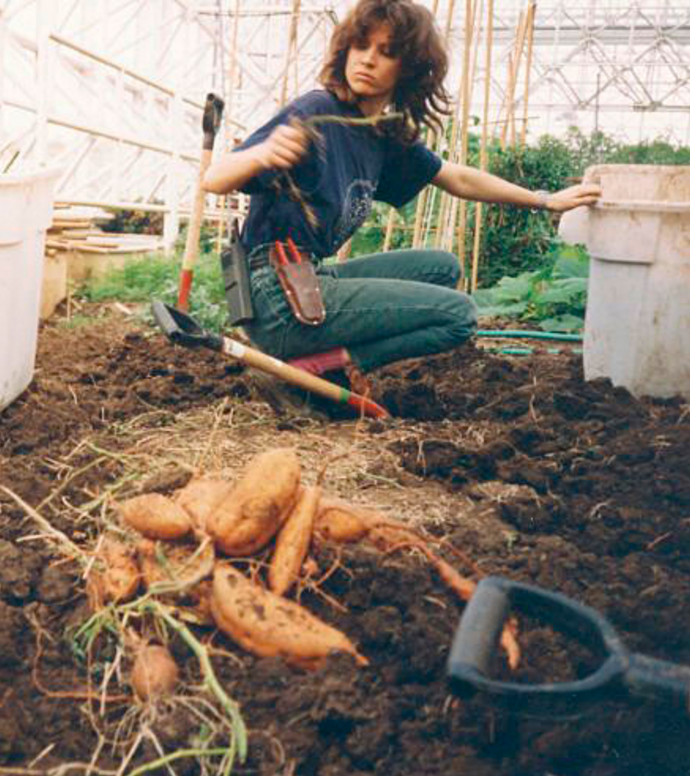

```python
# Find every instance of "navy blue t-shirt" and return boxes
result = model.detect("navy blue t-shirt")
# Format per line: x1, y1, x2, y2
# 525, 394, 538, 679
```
234, 90, 442, 260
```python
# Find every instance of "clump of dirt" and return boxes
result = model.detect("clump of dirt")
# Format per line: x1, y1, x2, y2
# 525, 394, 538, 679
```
1, 306, 689, 776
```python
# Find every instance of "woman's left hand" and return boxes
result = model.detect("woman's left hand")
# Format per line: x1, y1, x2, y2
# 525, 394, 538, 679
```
546, 183, 602, 213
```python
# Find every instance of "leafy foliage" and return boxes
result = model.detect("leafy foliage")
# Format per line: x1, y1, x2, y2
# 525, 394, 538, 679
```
475, 130, 690, 285
78, 250, 228, 332
473, 241, 590, 332
350, 201, 414, 255
349, 129, 689, 287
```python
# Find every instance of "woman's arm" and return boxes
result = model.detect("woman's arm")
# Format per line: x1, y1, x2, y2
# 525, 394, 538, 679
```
203, 124, 309, 195
432, 160, 601, 213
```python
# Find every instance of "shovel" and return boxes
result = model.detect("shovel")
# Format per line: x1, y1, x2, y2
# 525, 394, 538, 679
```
447, 576, 690, 716
151, 301, 390, 420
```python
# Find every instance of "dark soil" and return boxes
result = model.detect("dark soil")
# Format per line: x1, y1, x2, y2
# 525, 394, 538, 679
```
1, 305, 689, 776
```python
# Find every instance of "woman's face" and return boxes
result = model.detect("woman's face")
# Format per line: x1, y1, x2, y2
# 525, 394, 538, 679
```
345, 22, 402, 113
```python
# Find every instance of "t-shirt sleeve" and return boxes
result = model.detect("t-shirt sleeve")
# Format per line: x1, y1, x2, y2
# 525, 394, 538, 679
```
374, 141, 443, 208
232, 91, 332, 195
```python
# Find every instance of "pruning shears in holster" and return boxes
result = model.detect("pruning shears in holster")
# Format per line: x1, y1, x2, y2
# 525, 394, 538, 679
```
270, 238, 326, 327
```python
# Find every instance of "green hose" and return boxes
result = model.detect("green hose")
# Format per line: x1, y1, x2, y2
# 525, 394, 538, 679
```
482, 346, 583, 356
476, 329, 583, 342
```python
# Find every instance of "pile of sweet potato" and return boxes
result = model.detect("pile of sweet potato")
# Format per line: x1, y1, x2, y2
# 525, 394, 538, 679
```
90, 447, 519, 674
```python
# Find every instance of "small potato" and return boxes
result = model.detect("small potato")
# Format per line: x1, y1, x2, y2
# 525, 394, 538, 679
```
314, 497, 374, 543
87, 538, 140, 607
211, 564, 368, 670
208, 448, 301, 556
131, 644, 178, 701
118, 493, 192, 540
174, 477, 234, 532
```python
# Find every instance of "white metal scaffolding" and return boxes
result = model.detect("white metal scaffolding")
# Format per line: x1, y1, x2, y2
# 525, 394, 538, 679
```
1, 0, 688, 243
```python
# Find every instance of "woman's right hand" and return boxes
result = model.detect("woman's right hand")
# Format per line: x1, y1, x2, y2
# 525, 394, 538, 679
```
256, 123, 309, 171
203, 119, 309, 194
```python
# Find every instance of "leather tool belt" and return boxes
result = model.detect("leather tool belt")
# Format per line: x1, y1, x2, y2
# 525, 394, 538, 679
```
270, 238, 326, 326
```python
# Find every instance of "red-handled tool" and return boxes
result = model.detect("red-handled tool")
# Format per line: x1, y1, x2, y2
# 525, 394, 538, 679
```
273, 240, 290, 266
152, 301, 390, 420
285, 236, 303, 263
178, 93, 224, 312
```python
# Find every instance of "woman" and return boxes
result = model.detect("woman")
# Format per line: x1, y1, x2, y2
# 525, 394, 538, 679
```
204, 0, 600, 414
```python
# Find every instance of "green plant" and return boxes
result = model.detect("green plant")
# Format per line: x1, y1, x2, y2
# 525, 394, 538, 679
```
473, 240, 590, 332
350, 201, 414, 256
175, 221, 220, 256
77, 250, 228, 332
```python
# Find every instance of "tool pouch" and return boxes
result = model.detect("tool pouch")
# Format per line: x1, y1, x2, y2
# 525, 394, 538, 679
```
270, 243, 326, 326
221, 221, 255, 326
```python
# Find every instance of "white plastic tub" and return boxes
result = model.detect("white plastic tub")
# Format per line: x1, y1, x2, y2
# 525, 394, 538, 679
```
0, 167, 62, 411
559, 164, 690, 399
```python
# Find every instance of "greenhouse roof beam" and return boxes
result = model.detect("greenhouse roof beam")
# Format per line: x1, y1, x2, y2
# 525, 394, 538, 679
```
490, 25, 690, 46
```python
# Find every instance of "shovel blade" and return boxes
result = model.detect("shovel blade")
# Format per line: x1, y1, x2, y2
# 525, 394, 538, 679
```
151, 300, 223, 351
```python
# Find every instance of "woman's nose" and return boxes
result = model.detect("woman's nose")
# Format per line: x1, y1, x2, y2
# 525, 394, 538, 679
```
360, 45, 377, 65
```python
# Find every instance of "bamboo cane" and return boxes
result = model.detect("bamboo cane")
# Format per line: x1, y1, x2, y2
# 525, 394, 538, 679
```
216, 0, 241, 253
337, 238, 352, 262
455, 0, 483, 287
520, 1, 537, 147
382, 207, 397, 251
280, 0, 302, 108
433, 0, 461, 250
413, 0, 454, 248
470, 0, 494, 293
436, 105, 463, 250
502, 10, 528, 148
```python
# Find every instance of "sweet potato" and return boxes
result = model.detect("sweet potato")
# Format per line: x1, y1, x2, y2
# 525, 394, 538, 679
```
211, 564, 368, 670
174, 476, 234, 532
314, 497, 375, 543
208, 448, 300, 556
131, 644, 178, 701
269, 485, 321, 596
118, 493, 192, 540
87, 538, 140, 607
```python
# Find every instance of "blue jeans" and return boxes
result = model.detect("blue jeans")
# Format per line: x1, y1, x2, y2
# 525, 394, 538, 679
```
244, 248, 478, 373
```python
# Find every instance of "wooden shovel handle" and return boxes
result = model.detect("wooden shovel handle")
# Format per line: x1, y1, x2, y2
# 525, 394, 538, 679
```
221, 337, 389, 419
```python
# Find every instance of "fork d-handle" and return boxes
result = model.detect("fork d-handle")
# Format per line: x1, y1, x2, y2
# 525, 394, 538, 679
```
151, 301, 389, 420
624, 653, 690, 710
448, 576, 690, 714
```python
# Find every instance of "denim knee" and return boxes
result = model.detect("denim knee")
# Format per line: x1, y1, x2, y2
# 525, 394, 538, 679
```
422, 250, 462, 288
448, 292, 478, 344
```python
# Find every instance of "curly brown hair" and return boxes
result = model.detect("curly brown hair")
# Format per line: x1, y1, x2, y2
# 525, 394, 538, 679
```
318, 0, 451, 144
